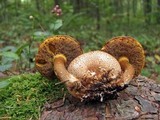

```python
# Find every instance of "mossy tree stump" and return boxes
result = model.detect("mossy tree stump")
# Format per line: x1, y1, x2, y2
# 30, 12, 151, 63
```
41, 76, 160, 120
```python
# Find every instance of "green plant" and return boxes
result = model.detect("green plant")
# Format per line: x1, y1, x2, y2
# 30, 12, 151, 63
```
0, 46, 19, 72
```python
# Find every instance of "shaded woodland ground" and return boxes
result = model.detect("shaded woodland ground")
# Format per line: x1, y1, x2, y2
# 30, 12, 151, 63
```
0, 0, 160, 119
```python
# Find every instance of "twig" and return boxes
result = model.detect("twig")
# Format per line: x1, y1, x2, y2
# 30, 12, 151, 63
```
55, 80, 69, 86
0, 117, 11, 119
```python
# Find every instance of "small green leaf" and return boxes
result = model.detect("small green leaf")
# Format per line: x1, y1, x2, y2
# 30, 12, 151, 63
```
50, 19, 63, 31
154, 64, 160, 74
0, 46, 16, 52
33, 31, 50, 37
0, 64, 12, 72
0, 79, 10, 88
16, 43, 29, 56
0, 52, 19, 60
155, 54, 160, 62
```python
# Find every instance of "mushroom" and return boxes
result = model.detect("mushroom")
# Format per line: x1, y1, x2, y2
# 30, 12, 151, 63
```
101, 36, 145, 86
66, 36, 145, 101
35, 35, 145, 102
67, 50, 122, 101
35, 35, 123, 101
35, 35, 83, 80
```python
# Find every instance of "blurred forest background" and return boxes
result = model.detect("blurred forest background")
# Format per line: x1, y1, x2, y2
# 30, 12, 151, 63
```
0, 0, 160, 81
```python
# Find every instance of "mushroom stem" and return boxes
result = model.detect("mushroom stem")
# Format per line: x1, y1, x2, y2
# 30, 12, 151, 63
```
53, 54, 81, 89
117, 57, 135, 86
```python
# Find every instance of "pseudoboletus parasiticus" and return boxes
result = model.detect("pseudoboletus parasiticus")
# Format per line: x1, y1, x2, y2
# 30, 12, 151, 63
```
35, 35, 145, 102
35, 35, 83, 80
101, 36, 145, 86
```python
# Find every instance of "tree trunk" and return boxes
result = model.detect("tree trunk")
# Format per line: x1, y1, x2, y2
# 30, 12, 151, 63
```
54, 0, 59, 5
126, 0, 130, 35
35, 0, 40, 11
157, 0, 160, 23
113, 0, 122, 14
0, 0, 8, 22
72, 0, 82, 13
96, 1, 100, 30
143, 0, 152, 24
41, 76, 160, 120
132, 0, 137, 17
35, 0, 46, 14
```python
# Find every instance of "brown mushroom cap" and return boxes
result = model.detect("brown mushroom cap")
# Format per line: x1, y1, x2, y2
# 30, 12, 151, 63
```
67, 51, 122, 100
35, 35, 83, 79
101, 36, 145, 77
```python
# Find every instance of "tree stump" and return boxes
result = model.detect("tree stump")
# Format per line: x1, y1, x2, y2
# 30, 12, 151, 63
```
41, 76, 160, 120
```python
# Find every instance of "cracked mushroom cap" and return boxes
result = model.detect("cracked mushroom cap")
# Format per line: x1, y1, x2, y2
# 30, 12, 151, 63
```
101, 36, 145, 77
67, 51, 122, 101
35, 35, 83, 79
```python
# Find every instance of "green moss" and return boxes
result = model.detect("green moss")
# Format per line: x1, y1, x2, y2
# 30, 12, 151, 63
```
0, 73, 66, 119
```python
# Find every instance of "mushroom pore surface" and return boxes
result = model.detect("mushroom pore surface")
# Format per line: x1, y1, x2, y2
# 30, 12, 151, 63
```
35, 35, 82, 79
67, 51, 122, 101
101, 36, 145, 77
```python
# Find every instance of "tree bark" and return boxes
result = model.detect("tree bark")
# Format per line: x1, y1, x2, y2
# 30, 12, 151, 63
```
41, 76, 160, 120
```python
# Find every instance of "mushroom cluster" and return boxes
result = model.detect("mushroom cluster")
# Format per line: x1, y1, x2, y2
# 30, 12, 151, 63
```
35, 35, 145, 101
